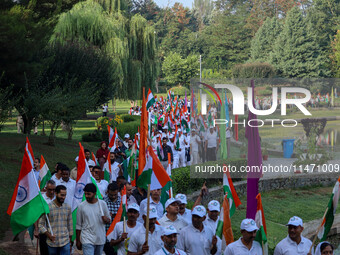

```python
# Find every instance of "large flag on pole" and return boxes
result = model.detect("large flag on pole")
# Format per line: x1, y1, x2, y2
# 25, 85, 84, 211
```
246, 80, 263, 219
223, 167, 241, 217
108, 126, 117, 151
137, 146, 171, 191
72, 143, 102, 239
39, 155, 51, 190
255, 193, 268, 255
103, 155, 112, 182
147, 89, 156, 110
216, 193, 233, 245
107, 186, 127, 240
160, 153, 173, 208
7, 138, 49, 235
318, 177, 340, 241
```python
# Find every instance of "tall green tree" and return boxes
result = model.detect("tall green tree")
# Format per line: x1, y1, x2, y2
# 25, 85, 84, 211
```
162, 52, 199, 86
192, 0, 213, 31
250, 17, 282, 62
51, 0, 159, 100
271, 7, 330, 78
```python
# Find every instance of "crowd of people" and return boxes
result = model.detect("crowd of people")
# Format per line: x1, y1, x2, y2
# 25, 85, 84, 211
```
29, 91, 338, 255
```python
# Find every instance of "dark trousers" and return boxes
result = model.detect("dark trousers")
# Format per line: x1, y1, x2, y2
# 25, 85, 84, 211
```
207, 147, 216, 161
103, 242, 117, 255
39, 234, 49, 255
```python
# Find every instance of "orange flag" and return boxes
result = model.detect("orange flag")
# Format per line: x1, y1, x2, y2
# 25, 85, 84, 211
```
223, 193, 234, 245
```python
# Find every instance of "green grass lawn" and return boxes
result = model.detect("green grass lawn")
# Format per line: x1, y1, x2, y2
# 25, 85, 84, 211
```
0, 133, 98, 240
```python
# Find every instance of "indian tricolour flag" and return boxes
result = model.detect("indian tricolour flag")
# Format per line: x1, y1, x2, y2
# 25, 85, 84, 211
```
223, 168, 241, 217
107, 186, 127, 240
7, 138, 49, 235
255, 193, 268, 255
39, 155, 51, 190
108, 126, 117, 151
318, 177, 340, 241
147, 88, 156, 110
72, 143, 103, 239
92, 152, 99, 166
216, 193, 234, 245
137, 146, 171, 191
161, 153, 173, 208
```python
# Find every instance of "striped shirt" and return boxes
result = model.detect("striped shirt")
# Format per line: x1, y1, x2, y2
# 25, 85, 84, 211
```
39, 200, 73, 247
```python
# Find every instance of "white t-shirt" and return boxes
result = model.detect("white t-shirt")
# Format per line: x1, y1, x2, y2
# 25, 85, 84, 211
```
177, 224, 221, 255
103, 105, 108, 112
96, 179, 109, 198
51, 174, 61, 184
128, 224, 164, 255
111, 221, 142, 255
138, 198, 164, 223
76, 200, 110, 245
111, 162, 120, 182
154, 247, 187, 255
58, 178, 76, 207
205, 131, 218, 148
190, 135, 200, 152
158, 214, 188, 232
179, 208, 192, 225
274, 235, 313, 255
42, 193, 55, 204
224, 238, 262, 255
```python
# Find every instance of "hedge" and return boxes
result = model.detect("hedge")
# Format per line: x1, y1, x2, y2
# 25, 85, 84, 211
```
171, 158, 247, 194
120, 114, 141, 123
232, 62, 276, 78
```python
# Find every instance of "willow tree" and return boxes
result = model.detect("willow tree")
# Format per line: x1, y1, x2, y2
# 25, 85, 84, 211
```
51, 0, 159, 100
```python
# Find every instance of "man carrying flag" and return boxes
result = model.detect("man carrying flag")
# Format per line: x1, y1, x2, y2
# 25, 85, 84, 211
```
224, 219, 262, 255
7, 138, 50, 236
108, 203, 142, 255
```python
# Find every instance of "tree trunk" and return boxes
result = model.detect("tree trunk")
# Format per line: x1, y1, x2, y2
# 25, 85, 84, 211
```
42, 120, 46, 136
67, 126, 73, 140
47, 122, 59, 146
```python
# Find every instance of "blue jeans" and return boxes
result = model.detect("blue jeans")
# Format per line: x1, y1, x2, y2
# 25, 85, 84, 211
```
47, 243, 70, 255
82, 243, 105, 255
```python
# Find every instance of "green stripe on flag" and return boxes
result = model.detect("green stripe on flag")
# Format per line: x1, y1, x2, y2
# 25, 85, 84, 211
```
215, 219, 223, 239
40, 171, 52, 190
11, 195, 49, 235
137, 169, 152, 191
160, 181, 172, 208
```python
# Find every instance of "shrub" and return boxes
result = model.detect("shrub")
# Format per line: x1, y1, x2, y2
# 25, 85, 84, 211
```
116, 121, 140, 139
232, 62, 276, 78
167, 85, 190, 96
121, 114, 141, 123
257, 89, 273, 96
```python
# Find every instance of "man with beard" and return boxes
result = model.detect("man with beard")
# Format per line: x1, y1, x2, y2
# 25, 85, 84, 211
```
92, 165, 109, 198
204, 200, 220, 233
154, 225, 187, 255
109, 203, 142, 255
160, 137, 173, 169
76, 183, 111, 255
224, 219, 262, 255
110, 152, 122, 182
127, 206, 163, 255
138, 189, 164, 223
59, 165, 76, 207
39, 185, 73, 255
274, 216, 313, 255
177, 205, 219, 255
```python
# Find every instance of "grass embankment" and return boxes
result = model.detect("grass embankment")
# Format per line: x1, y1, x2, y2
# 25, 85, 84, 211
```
0, 133, 97, 240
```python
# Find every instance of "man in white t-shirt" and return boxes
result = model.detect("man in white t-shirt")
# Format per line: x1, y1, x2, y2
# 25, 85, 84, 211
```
138, 189, 164, 223
224, 218, 262, 255
205, 126, 219, 161
154, 225, 187, 255
92, 165, 109, 198
59, 166, 76, 207
190, 129, 201, 165
109, 203, 142, 255
103, 104, 108, 117
158, 198, 188, 231
127, 206, 164, 255
175, 194, 192, 225
177, 205, 219, 255
76, 183, 111, 255
274, 216, 313, 255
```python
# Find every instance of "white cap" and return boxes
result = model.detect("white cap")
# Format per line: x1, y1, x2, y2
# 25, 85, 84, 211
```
169, 134, 174, 139
208, 200, 220, 212
240, 219, 259, 232
162, 225, 178, 236
183, 130, 187, 134
163, 126, 168, 129
192, 205, 206, 218
175, 193, 187, 204
87, 159, 95, 167
127, 203, 140, 212
143, 205, 158, 219
75, 156, 79, 162
286, 216, 303, 227
124, 134, 130, 138
178, 129, 182, 132
159, 130, 163, 134
165, 198, 181, 208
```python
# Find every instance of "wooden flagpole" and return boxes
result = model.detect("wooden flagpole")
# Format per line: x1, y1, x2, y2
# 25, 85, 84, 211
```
145, 183, 151, 244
